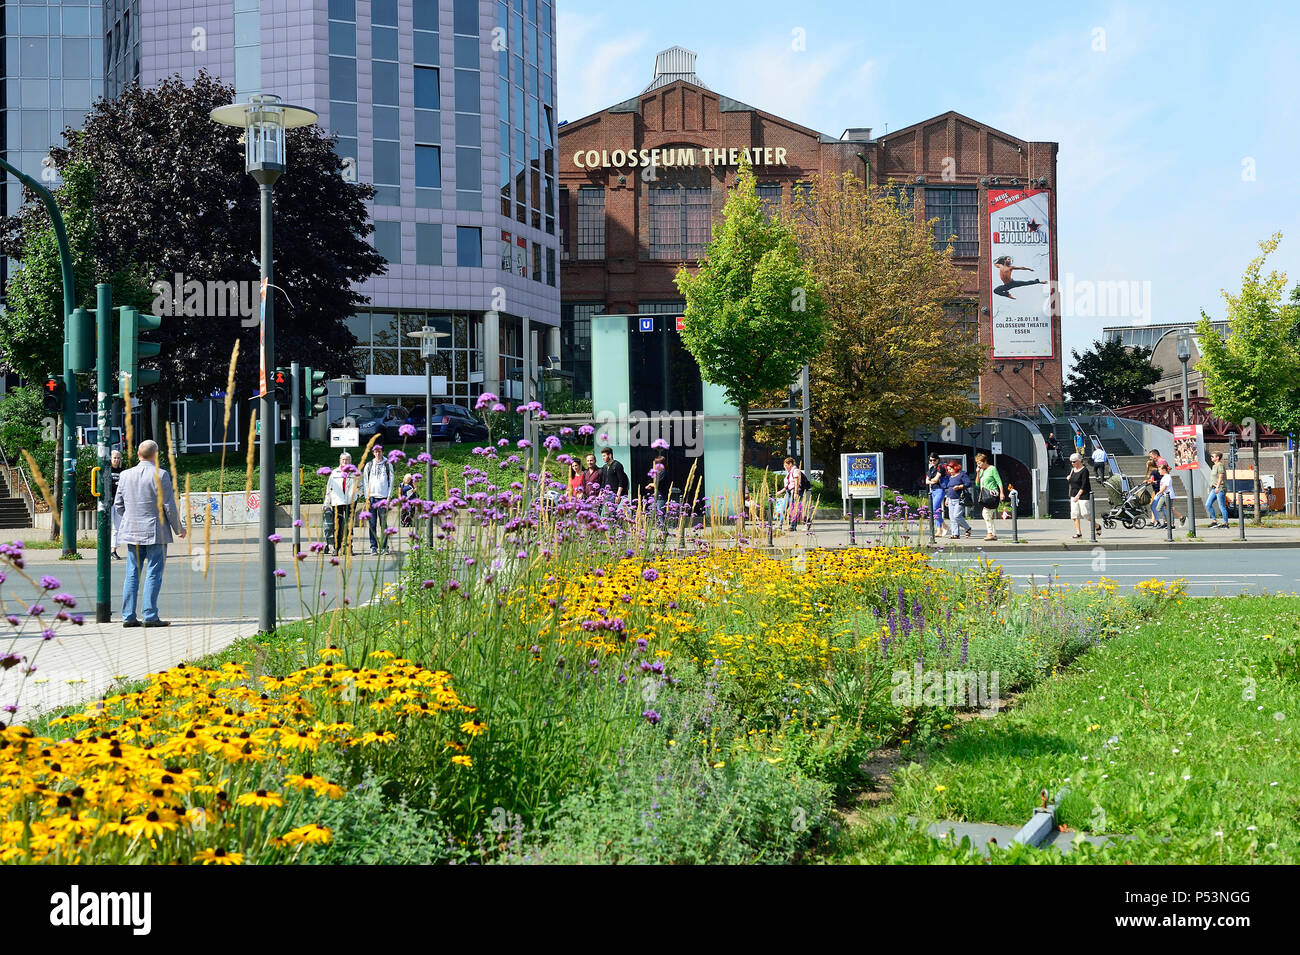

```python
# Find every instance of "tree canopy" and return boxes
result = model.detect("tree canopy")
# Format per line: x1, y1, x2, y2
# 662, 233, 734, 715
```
0, 71, 385, 401
785, 174, 984, 496
1063, 337, 1162, 408
675, 163, 826, 517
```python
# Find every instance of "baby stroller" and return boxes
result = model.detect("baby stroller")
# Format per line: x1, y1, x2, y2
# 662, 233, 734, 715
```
1100, 474, 1152, 529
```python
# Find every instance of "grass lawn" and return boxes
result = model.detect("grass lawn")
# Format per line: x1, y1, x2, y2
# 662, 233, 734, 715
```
834, 594, 1300, 863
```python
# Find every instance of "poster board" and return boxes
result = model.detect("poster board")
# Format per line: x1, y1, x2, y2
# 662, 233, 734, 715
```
989, 188, 1054, 359
1172, 424, 1204, 471
841, 452, 883, 500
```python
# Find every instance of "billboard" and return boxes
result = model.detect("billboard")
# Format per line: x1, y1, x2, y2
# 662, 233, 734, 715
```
841, 452, 883, 500
989, 188, 1053, 359
1172, 424, 1204, 471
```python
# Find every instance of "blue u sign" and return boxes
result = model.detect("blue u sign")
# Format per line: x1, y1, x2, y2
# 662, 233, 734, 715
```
639, 317, 654, 332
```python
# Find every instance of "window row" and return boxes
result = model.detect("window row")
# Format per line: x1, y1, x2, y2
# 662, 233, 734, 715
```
499, 230, 557, 286
372, 222, 485, 268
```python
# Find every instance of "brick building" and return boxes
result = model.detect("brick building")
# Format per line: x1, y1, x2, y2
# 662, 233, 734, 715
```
558, 47, 1063, 412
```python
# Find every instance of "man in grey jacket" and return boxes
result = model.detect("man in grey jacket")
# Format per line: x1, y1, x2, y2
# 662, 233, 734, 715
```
113, 439, 185, 627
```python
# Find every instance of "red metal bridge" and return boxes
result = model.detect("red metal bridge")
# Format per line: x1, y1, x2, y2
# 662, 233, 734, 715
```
1113, 398, 1287, 444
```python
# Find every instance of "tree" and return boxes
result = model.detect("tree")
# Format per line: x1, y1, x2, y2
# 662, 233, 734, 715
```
786, 173, 985, 498
675, 163, 826, 527
1196, 233, 1300, 522
1064, 337, 1162, 408
0, 71, 385, 414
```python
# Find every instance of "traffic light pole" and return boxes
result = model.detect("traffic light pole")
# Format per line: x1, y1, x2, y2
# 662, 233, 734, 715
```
95, 284, 113, 622
255, 175, 279, 634
291, 361, 302, 555
0, 157, 78, 557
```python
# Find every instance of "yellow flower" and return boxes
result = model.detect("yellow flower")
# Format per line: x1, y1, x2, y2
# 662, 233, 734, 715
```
934, 785, 946, 793
280, 823, 333, 846
459, 719, 487, 737
194, 846, 244, 864
121, 810, 175, 840
451, 754, 473, 767
235, 789, 284, 810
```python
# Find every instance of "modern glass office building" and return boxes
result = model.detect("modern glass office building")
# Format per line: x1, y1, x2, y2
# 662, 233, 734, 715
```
124, 0, 560, 419
1, 0, 106, 282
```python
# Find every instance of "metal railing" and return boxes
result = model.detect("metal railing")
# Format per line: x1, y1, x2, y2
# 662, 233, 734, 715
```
0, 446, 38, 525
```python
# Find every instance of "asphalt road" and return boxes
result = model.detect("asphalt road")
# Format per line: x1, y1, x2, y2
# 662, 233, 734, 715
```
928, 547, 1300, 597
8, 547, 403, 625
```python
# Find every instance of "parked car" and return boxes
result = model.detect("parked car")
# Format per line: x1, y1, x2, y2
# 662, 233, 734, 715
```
330, 405, 409, 442
405, 404, 489, 444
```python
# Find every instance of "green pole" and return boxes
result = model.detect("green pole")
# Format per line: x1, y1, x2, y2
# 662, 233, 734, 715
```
0, 157, 78, 556
95, 284, 113, 621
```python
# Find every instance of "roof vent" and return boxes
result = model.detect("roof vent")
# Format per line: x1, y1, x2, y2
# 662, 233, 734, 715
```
643, 46, 710, 93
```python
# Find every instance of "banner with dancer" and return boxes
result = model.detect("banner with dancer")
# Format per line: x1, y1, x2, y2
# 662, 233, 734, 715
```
989, 188, 1053, 359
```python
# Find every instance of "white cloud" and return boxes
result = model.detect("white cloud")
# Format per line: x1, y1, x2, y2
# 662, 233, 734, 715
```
556, 12, 651, 121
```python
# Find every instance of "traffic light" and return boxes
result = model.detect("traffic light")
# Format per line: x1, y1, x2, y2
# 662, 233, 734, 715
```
301, 367, 328, 419
118, 305, 162, 398
273, 367, 291, 406
42, 376, 63, 413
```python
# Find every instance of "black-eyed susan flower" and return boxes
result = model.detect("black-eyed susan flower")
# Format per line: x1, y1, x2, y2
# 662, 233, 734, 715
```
451, 754, 473, 768
235, 789, 284, 810
194, 846, 244, 865
459, 719, 487, 737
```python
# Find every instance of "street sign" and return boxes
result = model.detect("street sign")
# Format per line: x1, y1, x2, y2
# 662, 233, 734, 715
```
639, 317, 653, 332
991, 441, 1003, 455
331, 427, 360, 448
675, 316, 685, 332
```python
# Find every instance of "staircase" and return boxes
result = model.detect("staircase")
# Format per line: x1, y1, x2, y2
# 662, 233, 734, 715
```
1045, 424, 1207, 519
1112, 455, 1208, 519
0, 474, 33, 530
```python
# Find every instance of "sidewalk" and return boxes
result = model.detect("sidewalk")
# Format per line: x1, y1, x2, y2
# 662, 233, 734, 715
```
778, 516, 1300, 551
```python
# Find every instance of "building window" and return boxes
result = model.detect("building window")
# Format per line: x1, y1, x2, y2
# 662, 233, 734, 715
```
559, 186, 570, 258
648, 184, 711, 260
561, 302, 601, 400
456, 226, 483, 267
926, 187, 978, 257
546, 247, 556, 286
757, 182, 782, 218
576, 187, 605, 260
415, 67, 440, 110
416, 145, 441, 188
416, 224, 442, 265
885, 183, 916, 212
374, 220, 401, 264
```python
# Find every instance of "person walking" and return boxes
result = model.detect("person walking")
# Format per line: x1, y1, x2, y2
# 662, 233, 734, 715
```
1206, 451, 1229, 527
1151, 463, 1185, 528
974, 452, 1005, 541
943, 459, 973, 539
782, 457, 807, 531
924, 453, 948, 536
109, 448, 124, 560
1091, 443, 1108, 480
582, 453, 603, 497
599, 447, 629, 495
397, 473, 418, 527
1044, 432, 1059, 468
114, 439, 185, 627
1067, 452, 1099, 539
567, 461, 586, 498
361, 445, 395, 555
648, 454, 669, 526
323, 451, 359, 555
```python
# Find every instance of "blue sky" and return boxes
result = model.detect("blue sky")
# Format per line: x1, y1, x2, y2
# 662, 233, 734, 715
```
557, 0, 1300, 370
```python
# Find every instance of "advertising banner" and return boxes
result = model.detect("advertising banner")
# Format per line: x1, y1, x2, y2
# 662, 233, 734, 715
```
1172, 424, 1204, 471
989, 188, 1053, 359
841, 452, 883, 500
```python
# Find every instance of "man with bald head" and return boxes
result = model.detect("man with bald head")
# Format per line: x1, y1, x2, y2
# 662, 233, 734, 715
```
113, 439, 185, 627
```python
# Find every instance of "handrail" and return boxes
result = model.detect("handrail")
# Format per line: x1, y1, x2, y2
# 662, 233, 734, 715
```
0, 445, 38, 524
1062, 401, 1146, 456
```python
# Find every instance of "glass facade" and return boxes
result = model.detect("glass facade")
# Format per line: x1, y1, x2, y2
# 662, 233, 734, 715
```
496, 0, 555, 235
103, 0, 136, 99
2, 0, 105, 282
347, 309, 480, 401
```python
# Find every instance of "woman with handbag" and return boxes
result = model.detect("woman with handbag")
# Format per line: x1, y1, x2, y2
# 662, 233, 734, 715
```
943, 460, 973, 538
974, 452, 1004, 541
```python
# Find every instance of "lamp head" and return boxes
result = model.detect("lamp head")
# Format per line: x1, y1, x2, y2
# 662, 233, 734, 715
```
210, 94, 318, 182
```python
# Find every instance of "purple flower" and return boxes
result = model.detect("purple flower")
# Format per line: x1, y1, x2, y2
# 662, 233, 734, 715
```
560, 427, 574, 436
517, 439, 531, 450
273, 569, 287, 578
475, 391, 499, 410
52, 593, 76, 608
642, 568, 659, 582
267, 533, 282, 543
651, 438, 669, 450
293, 519, 303, 527
642, 709, 661, 726
317, 467, 333, 476
544, 435, 562, 452
421, 579, 436, 589
357, 510, 373, 522
492, 403, 507, 413
40, 575, 60, 590
399, 423, 417, 437
578, 425, 595, 437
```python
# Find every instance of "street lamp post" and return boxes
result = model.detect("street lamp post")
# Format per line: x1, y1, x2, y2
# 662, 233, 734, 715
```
211, 94, 318, 635
407, 326, 449, 548
1178, 328, 1196, 537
